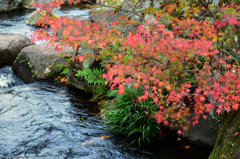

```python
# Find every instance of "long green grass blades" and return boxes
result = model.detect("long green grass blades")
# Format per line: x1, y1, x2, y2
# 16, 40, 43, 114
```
102, 84, 163, 146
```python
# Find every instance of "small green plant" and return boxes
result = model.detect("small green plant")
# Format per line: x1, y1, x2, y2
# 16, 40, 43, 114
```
22, 0, 28, 6
32, 71, 38, 78
20, 60, 25, 64
54, 57, 72, 84
55, 58, 72, 77
28, 62, 32, 69
75, 67, 105, 85
61, 67, 69, 76
75, 67, 109, 100
29, 2, 35, 7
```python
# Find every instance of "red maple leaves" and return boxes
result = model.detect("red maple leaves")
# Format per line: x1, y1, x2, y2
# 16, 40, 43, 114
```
31, 0, 240, 132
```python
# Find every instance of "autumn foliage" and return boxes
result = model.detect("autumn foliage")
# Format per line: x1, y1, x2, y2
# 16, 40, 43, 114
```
32, 0, 240, 135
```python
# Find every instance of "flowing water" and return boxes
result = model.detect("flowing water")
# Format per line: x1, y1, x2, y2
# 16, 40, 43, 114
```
0, 5, 212, 159
0, 66, 154, 158
0, 5, 89, 44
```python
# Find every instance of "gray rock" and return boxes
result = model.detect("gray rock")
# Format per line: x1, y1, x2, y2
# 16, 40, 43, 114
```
13, 43, 74, 83
183, 115, 221, 147
0, 0, 22, 12
209, 111, 240, 158
25, 10, 40, 26
0, 33, 31, 68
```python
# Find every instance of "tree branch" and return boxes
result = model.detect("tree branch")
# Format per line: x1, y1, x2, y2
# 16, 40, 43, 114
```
220, 49, 240, 68
196, 0, 217, 20
85, 0, 145, 22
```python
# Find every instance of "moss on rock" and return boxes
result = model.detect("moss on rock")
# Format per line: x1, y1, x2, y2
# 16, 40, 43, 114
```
209, 111, 240, 159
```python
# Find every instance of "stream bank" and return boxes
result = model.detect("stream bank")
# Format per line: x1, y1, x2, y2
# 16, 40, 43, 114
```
0, 4, 214, 158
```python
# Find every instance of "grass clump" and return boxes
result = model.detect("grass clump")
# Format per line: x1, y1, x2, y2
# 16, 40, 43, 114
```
102, 84, 163, 145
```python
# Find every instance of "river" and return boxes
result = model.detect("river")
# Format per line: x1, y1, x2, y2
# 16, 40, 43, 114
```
0, 5, 212, 159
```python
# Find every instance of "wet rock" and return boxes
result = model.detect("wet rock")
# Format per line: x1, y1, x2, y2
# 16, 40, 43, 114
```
26, 9, 59, 26
183, 115, 221, 147
209, 111, 240, 158
67, 46, 100, 93
0, 0, 22, 12
0, 33, 31, 68
13, 43, 74, 83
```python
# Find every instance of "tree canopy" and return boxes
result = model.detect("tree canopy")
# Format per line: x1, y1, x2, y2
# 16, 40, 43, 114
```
32, 0, 240, 136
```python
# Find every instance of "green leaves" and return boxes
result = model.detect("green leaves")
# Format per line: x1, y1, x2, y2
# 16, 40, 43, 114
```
75, 67, 105, 85
61, 68, 69, 75
55, 64, 68, 76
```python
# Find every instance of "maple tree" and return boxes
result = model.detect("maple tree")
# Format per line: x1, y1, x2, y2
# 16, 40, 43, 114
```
31, 0, 240, 138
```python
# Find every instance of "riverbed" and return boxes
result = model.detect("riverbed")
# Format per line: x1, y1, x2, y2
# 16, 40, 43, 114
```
0, 5, 212, 159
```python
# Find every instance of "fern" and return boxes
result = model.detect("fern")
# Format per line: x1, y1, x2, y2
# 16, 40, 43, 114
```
75, 67, 109, 101
55, 56, 72, 78
61, 68, 69, 75
75, 67, 105, 85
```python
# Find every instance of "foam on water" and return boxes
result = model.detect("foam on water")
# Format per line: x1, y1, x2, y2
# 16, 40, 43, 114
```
0, 68, 15, 88
0, 74, 15, 88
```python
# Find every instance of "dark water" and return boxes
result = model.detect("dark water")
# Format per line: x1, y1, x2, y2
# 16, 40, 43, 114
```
0, 6, 212, 159
0, 66, 151, 158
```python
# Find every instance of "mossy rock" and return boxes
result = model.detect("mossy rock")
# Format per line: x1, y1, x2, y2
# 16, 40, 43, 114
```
13, 43, 74, 83
67, 46, 100, 93
0, 33, 31, 68
67, 58, 96, 93
209, 111, 240, 159
25, 9, 59, 26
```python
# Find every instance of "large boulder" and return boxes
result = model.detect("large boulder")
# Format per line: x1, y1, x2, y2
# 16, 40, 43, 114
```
0, 33, 31, 68
13, 43, 74, 83
209, 111, 240, 158
0, 0, 22, 12
67, 46, 100, 93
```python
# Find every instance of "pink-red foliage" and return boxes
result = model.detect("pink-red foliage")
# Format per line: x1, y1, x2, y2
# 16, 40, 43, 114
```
31, 1, 240, 132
